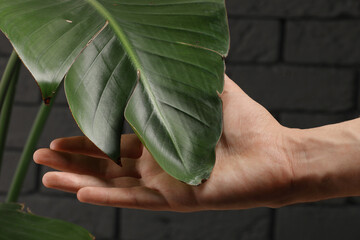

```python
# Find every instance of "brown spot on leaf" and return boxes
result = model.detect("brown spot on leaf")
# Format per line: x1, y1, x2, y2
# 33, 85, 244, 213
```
44, 97, 51, 105
26, 207, 33, 214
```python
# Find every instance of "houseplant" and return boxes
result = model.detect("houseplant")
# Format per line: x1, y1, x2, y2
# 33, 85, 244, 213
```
0, 0, 229, 238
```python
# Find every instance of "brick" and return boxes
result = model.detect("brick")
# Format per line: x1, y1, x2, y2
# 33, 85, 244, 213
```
18, 194, 117, 239
0, 151, 37, 194
55, 82, 68, 104
38, 105, 83, 147
122, 120, 134, 134
6, 105, 81, 148
227, 65, 355, 111
0, 31, 12, 56
0, 57, 8, 78
0, 57, 6, 71
280, 112, 358, 129
349, 197, 360, 204
15, 65, 42, 103
285, 20, 360, 65
121, 208, 271, 240
0, 56, 44, 104
275, 206, 360, 240
227, 19, 280, 63
6, 106, 38, 148
357, 77, 360, 112
226, 0, 360, 18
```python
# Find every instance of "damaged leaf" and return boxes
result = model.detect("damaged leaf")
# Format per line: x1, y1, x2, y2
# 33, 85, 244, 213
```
0, 202, 94, 240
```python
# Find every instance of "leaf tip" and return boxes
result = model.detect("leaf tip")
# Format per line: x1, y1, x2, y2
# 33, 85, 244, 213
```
201, 178, 208, 184
116, 157, 122, 167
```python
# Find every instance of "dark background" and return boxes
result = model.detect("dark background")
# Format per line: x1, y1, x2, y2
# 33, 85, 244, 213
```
1, 0, 360, 239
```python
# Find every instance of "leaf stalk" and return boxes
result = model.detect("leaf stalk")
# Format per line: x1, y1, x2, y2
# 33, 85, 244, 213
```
6, 94, 56, 203
0, 61, 21, 172
0, 51, 21, 111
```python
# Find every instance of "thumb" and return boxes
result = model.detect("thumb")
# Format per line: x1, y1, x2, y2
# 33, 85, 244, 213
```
220, 74, 254, 107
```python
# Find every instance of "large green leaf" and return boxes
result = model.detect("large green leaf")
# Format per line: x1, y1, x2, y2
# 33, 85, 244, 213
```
0, 0, 107, 99
0, 202, 94, 240
0, 0, 229, 185
65, 26, 137, 161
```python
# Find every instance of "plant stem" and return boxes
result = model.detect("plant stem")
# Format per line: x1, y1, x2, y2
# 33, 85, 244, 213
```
6, 94, 56, 203
0, 62, 21, 172
0, 51, 20, 112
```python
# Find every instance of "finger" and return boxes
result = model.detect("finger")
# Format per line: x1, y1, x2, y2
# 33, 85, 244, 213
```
120, 134, 143, 158
50, 136, 109, 159
77, 186, 169, 211
50, 134, 143, 159
43, 172, 141, 193
221, 74, 267, 117
34, 148, 140, 178
43, 172, 109, 193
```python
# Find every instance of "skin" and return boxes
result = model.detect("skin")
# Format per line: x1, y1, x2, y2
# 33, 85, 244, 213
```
33, 75, 360, 212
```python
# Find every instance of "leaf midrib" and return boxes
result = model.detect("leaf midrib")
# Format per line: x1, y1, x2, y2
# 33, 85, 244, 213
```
86, 0, 187, 169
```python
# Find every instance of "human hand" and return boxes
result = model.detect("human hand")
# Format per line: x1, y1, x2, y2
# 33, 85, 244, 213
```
34, 75, 297, 211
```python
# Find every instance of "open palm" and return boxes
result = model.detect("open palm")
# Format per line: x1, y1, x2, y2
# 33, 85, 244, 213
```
34, 76, 294, 211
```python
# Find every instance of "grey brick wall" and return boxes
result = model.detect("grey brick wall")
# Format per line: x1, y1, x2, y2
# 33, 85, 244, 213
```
1, 1, 360, 240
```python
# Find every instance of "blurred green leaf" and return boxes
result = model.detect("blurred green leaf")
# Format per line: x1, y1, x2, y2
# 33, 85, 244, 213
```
0, 203, 94, 240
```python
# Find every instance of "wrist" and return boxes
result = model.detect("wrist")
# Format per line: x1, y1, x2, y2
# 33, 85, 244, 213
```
283, 127, 328, 205
284, 120, 360, 205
